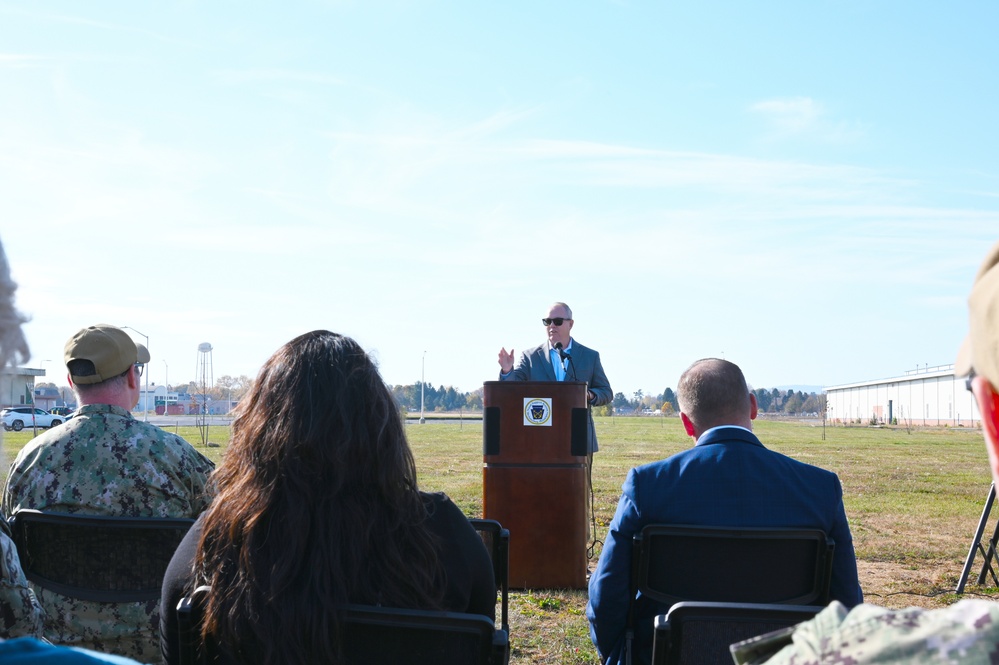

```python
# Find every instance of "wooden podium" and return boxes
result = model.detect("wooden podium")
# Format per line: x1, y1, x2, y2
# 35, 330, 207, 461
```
482, 381, 589, 589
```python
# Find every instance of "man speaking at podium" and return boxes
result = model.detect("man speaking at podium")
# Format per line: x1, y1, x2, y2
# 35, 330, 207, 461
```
497, 302, 612, 453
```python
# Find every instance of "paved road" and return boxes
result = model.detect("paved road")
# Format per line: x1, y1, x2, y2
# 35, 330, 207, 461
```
141, 414, 234, 427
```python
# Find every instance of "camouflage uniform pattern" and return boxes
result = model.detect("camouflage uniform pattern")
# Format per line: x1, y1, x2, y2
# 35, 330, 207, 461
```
731, 600, 999, 665
0, 531, 45, 638
2, 403, 214, 662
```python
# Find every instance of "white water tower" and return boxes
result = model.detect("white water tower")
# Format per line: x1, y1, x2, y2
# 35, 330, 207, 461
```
195, 343, 213, 446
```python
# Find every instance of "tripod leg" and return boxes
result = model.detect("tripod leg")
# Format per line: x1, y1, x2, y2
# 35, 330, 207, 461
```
977, 507, 999, 586
957, 484, 996, 593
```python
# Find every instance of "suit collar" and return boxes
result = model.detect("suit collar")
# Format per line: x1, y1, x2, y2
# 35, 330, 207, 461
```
695, 425, 764, 448
532, 344, 558, 379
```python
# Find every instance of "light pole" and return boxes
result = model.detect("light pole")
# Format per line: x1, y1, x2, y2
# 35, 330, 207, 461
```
119, 325, 149, 421
38, 359, 51, 411
163, 360, 168, 416
420, 350, 426, 424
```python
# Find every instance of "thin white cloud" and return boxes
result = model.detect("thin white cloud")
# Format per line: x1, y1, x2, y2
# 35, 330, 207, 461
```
323, 124, 900, 208
0, 6, 184, 45
452, 106, 542, 140
508, 138, 658, 159
751, 96, 823, 132
212, 68, 347, 86
0, 54, 49, 68
750, 96, 865, 144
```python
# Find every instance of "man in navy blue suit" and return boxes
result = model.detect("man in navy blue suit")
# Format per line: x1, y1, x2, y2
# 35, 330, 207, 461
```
586, 358, 862, 665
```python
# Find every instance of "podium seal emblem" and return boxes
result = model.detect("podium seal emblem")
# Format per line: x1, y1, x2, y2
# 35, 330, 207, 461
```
523, 397, 553, 426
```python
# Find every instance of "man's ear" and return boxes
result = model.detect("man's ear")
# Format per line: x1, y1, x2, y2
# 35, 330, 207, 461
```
749, 392, 759, 421
680, 412, 696, 437
972, 376, 999, 484
66, 374, 74, 388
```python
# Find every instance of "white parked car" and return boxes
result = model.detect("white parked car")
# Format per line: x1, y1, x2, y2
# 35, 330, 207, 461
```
2, 406, 64, 431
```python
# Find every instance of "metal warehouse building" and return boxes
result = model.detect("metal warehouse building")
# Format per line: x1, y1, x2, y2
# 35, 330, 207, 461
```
825, 364, 980, 428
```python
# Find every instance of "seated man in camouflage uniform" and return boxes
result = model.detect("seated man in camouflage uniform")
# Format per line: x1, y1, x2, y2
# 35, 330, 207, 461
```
1, 425, 48, 643
0, 523, 44, 640
2, 324, 215, 662
733, 239, 999, 665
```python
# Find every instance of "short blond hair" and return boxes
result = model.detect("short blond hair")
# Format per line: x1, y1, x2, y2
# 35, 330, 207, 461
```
677, 358, 752, 432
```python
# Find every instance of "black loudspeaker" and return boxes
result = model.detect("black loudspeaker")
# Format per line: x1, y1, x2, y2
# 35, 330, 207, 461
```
484, 406, 501, 456
570, 407, 588, 457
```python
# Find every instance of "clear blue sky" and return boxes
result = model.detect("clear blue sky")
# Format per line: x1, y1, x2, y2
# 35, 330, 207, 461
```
2, 1, 997, 398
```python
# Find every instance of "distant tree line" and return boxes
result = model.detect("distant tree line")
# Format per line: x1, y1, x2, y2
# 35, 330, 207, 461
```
751, 388, 826, 416
386, 381, 827, 416
612, 387, 826, 416
253, 379, 819, 418
41, 376, 826, 417
164, 375, 254, 403
390, 382, 483, 413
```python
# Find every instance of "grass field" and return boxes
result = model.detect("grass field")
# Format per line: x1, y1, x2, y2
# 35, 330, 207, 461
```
410, 416, 999, 664
3, 416, 998, 664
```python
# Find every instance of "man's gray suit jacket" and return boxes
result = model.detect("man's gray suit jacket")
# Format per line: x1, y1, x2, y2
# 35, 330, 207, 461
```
499, 340, 612, 453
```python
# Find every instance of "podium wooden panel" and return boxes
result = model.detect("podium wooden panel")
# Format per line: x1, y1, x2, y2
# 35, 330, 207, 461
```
482, 381, 588, 589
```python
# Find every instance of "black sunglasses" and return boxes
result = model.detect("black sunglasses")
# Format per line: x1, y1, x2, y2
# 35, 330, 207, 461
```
966, 369, 976, 393
542, 318, 569, 326
134, 363, 144, 378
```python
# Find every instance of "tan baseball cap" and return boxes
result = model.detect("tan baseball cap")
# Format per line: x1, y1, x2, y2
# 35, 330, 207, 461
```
64, 324, 151, 385
956, 240, 999, 387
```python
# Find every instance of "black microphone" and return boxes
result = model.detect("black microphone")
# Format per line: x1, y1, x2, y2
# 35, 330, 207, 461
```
554, 342, 577, 381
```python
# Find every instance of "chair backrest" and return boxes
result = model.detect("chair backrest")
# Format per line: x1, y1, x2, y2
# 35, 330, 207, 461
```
177, 585, 510, 665
340, 604, 506, 665
468, 517, 510, 632
624, 524, 833, 665
651, 601, 821, 665
8, 508, 194, 602
633, 524, 834, 607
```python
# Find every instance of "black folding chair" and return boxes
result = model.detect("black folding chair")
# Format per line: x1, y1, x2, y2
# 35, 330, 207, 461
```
624, 524, 834, 665
8, 508, 194, 602
177, 585, 510, 665
469, 517, 510, 635
651, 601, 821, 665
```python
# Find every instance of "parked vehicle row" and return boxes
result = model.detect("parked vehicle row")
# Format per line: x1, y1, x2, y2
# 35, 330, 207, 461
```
1, 406, 66, 431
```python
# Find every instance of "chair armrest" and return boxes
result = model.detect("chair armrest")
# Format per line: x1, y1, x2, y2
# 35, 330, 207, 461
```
651, 614, 671, 665
176, 586, 212, 665
490, 628, 510, 665
176, 595, 196, 665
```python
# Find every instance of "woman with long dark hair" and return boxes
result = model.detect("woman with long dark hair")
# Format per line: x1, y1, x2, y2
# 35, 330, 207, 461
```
160, 331, 495, 665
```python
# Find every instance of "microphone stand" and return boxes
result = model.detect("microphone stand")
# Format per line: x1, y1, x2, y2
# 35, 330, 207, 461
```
554, 342, 579, 385
554, 342, 598, 558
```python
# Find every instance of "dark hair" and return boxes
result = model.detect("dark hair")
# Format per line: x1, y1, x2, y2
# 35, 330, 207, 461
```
195, 330, 445, 665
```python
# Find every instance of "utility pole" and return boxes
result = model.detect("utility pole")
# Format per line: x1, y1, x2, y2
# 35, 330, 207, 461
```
420, 351, 427, 424
119, 326, 149, 422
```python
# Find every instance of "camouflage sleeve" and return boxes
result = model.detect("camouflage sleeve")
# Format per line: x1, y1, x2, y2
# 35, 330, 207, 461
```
2, 462, 20, 515
0, 532, 45, 638
733, 600, 999, 665
182, 445, 216, 515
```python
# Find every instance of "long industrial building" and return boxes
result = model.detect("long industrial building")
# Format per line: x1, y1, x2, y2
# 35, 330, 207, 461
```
824, 364, 980, 428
